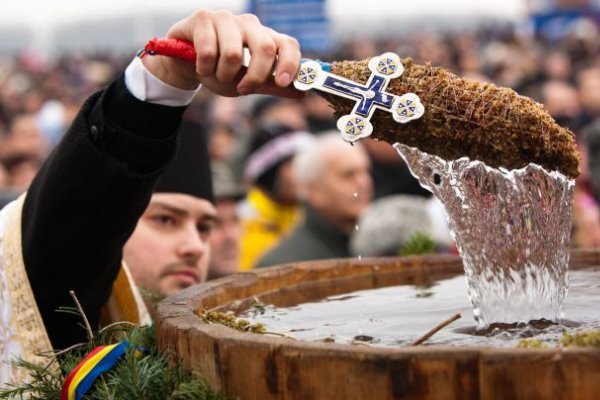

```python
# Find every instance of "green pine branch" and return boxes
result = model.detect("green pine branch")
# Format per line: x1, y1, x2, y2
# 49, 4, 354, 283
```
399, 231, 436, 256
0, 324, 233, 400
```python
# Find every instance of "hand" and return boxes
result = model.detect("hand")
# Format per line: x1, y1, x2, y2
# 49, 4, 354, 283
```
142, 9, 304, 99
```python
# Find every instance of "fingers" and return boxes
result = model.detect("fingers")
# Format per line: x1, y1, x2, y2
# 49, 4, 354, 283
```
213, 11, 244, 83
268, 29, 302, 88
190, 11, 218, 77
235, 22, 302, 95
236, 14, 277, 94
169, 9, 303, 97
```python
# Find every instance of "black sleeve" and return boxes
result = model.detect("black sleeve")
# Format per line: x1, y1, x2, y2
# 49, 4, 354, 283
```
22, 74, 187, 349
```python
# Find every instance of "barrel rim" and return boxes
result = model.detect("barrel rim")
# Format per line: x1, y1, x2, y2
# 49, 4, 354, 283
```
157, 249, 600, 356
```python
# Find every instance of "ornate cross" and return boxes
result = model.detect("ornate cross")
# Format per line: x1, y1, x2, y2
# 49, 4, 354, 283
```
294, 52, 424, 143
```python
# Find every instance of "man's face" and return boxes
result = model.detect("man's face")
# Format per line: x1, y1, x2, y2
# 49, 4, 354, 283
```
309, 146, 372, 228
124, 193, 218, 297
208, 199, 242, 279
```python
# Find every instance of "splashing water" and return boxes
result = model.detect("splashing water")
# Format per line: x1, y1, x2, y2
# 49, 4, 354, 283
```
353, 192, 362, 260
394, 144, 575, 328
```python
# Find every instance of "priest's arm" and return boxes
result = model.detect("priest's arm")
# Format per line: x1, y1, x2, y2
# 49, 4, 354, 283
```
18, 9, 302, 349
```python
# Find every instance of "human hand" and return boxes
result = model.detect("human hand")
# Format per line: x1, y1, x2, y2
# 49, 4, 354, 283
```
142, 9, 303, 99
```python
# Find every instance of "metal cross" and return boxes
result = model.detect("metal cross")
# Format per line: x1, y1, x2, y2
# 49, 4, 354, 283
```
294, 52, 425, 143
323, 75, 395, 117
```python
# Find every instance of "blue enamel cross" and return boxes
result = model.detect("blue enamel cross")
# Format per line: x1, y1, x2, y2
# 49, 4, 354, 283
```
294, 52, 425, 143
322, 75, 395, 118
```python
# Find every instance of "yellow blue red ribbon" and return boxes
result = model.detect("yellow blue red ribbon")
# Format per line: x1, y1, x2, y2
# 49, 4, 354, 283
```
60, 341, 130, 400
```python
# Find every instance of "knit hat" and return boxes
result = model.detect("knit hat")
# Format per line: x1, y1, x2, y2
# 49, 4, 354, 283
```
244, 123, 314, 190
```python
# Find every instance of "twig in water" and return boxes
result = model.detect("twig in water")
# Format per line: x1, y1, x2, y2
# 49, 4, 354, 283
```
411, 313, 461, 346
69, 290, 94, 340
263, 331, 297, 340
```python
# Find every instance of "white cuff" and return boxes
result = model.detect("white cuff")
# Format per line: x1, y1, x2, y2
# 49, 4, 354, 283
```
124, 57, 201, 107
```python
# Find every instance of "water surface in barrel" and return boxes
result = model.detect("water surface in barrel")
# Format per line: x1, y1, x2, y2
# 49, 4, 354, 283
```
239, 266, 600, 347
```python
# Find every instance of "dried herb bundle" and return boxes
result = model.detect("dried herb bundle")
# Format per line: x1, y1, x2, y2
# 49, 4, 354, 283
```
322, 58, 580, 178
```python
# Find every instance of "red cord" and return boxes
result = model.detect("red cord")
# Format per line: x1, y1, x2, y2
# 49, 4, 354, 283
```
142, 38, 197, 64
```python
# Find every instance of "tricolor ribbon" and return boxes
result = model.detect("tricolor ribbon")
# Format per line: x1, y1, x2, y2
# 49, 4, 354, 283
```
60, 341, 130, 400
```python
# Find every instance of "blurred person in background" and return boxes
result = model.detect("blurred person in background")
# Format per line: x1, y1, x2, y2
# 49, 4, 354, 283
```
227, 95, 308, 190
0, 113, 48, 196
540, 80, 585, 132
572, 188, 600, 248
250, 96, 308, 131
569, 119, 600, 248
208, 124, 238, 162
1, 113, 48, 160
302, 92, 337, 133
258, 132, 372, 267
582, 119, 600, 202
363, 139, 431, 200
350, 194, 452, 257
206, 96, 246, 163
2, 152, 42, 192
576, 66, 600, 125
238, 124, 313, 270
542, 50, 573, 82
208, 162, 245, 280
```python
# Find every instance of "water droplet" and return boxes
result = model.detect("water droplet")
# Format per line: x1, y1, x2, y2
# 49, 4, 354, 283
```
358, 255, 362, 260
353, 192, 358, 198
354, 224, 359, 231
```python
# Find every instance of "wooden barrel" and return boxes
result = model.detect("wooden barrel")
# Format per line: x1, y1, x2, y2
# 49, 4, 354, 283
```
157, 250, 600, 400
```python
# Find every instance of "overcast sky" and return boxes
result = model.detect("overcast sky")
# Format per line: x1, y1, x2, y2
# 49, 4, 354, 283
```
0, 0, 529, 53
0, 0, 527, 28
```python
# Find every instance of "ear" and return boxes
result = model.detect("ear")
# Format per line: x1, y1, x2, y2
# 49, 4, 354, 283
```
304, 180, 324, 207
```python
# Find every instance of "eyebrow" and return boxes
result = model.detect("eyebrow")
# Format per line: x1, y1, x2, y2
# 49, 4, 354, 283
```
151, 201, 219, 222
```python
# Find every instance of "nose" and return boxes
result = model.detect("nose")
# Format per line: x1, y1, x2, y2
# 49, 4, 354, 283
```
175, 224, 208, 262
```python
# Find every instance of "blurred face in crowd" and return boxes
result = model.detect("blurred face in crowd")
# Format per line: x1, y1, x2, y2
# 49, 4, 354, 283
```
209, 125, 236, 162
7, 114, 48, 158
543, 51, 572, 81
7, 156, 41, 191
208, 198, 242, 279
577, 67, 600, 117
123, 193, 218, 297
572, 190, 600, 248
304, 141, 372, 233
541, 81, 581, 118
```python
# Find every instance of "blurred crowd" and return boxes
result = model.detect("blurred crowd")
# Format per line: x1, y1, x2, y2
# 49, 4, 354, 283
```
2, 21, 600, 279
